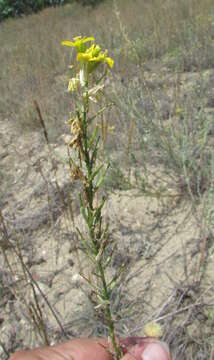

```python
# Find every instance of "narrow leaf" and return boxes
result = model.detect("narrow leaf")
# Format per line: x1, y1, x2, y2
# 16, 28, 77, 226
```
88, 126, 99, 150
96, 164, 110, 189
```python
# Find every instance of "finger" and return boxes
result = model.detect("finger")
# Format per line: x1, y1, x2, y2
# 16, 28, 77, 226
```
9, 338, 111, 360
121, 338, 171, 360
141, 341, 170, 360
9, 337, 171, 360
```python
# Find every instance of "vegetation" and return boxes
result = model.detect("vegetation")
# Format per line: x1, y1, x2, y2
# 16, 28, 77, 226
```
0, 0, 105, 21
1, 0, 214, 359
77, 0, 104, 6
0, 0, 66, 20
61, 36, 122, 359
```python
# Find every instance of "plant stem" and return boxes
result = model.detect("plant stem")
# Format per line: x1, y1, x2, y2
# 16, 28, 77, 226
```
97, 261, 121, 359
81, 80, 122, 359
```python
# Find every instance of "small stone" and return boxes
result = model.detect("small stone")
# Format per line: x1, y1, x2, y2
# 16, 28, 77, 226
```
68, 258, 74, 267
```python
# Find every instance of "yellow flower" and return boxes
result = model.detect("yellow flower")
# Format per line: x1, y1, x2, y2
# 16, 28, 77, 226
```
144, 322, 163, 338
62, 36, 95, 53
62, 36, 114, 77
77, 44, 114, 72
89, 53, 114, 68
77, 44, 99, 61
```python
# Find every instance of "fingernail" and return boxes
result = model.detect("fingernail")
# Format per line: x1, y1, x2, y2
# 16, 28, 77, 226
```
141, 341, 170, 360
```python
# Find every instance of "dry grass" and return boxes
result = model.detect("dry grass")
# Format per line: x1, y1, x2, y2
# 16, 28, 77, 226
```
1, 0, 214, 138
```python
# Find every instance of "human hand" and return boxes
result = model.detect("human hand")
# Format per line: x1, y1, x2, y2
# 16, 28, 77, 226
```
9, 336, 171, 360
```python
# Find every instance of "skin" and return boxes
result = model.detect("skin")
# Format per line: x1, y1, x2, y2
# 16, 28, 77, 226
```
9, 336, 171, 360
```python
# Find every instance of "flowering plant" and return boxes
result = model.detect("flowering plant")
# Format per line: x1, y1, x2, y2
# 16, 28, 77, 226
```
62, 36, 122, 359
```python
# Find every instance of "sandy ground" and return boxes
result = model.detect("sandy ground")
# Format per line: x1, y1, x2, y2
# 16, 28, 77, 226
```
1, 69, 214, 359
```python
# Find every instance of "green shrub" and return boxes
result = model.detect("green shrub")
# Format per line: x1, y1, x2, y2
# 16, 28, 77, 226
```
77, 0, 104, 7
0, 0, 104, 21
0, 0, 69, 21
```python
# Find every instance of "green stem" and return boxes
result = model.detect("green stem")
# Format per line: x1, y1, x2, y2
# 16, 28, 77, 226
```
81, 82, 121, 359
97, 261, 121, 359
82, 80, 94, 209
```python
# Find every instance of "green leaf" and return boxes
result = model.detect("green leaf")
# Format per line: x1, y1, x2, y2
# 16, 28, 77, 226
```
96, 69, 107, 85
88, 125, 99, 150
87, 206, 94, 228
94, 196, 106, 225
103, 244, 116, 269
91, 164, 103, 183
88, 103, 113, 125
96, 164, 110, 189
91, 136, 100, 165
107, 264, 125, 290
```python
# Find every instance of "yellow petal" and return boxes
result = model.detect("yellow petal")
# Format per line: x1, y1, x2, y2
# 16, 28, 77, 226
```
73, 36, 94, 43
62, 37, 94, 52
105, 57, 114, 68
77, 52, 92, 62
73, 36, 82, 41
82, 36, 95, 43
89, 54, 105, 63
61, 40, 75, 47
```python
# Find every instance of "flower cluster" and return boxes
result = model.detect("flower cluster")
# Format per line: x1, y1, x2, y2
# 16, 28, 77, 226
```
77, 44, 114, 71
62, 36, 114, 87
144, 322, 163, 338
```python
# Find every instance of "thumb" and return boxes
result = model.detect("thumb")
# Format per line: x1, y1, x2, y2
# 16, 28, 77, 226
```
121, 340, 170, 360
